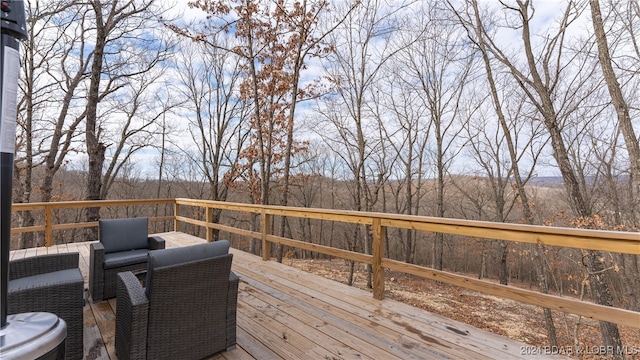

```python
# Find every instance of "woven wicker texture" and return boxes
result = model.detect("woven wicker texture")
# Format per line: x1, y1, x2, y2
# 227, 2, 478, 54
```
90, 230, 165, 301
115, 252, 238, 360
8, 253, 84, 360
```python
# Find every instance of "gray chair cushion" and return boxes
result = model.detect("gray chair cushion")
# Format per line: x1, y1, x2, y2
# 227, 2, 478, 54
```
9, 268, 83, 291
145, 240, 230, 297
104, 249, 150, 269
100, 217, 149, 253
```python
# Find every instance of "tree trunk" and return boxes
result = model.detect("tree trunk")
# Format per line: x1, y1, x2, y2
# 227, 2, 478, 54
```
276, 37, 304, 264
14, 165, 35, 248
16, 88, 35, 248
434, 121, 444, 271
85, 0, 107, 240
582, 249, 624, 359
590, 0, 640, 213
498, 241, 508, 285
517, 3, 622, 353
462, 0, 559, 346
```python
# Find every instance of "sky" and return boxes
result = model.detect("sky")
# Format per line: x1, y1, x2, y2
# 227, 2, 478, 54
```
146, 1, 579, 178
57, 0, 635, 182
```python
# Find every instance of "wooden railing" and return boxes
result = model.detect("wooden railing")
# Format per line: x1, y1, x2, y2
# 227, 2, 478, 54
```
11, 199, 175, 246
11, 198, 640, 328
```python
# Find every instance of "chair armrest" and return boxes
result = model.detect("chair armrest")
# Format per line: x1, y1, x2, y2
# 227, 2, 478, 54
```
229, 271, 239, 289
116, 271, 149, 360
91, 241, 105, 254
90, 242, 105, 301
148, 236, 165, 250
9, 253, 79, 280
226, 271, 240, 350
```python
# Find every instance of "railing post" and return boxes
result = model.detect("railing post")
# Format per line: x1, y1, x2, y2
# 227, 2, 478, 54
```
372, 218, 385, 300
206, 207, 213, 242
261, 210, 271, 261
44, 205, 53, 247
173, 202, 179, 232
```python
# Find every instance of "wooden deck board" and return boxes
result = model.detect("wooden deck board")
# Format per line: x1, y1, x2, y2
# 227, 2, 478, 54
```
238, 283, 395, 359
234, 258, 438, 359
9, 231, 565, 359
84, 324, 109, 360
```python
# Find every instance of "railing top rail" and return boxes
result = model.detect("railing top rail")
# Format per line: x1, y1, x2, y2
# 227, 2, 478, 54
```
10, 198, 639, 254
175, 198, 640, 243
12, 199, 176, 211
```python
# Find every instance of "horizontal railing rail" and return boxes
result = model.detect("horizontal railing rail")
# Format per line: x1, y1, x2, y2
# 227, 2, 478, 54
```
11, 199, 175, 246
10, 198, 640, 328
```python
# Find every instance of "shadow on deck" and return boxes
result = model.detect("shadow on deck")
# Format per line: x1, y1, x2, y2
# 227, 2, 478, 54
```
10, 232, 564, 359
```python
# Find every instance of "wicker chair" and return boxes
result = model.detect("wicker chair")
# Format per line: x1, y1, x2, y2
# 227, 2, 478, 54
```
115, 240, 239, 360
90, 217, 165, 301
8, 253, 85, 360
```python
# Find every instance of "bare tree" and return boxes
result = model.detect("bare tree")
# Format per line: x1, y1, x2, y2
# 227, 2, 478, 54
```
179, 0, 348, 254
379, 67, 430, 264
589, 0, 640, 225
403, 3, 472, 270
458, 0, 623, 353
15, 0, 88, 247
448, 0, 560, 345
99, 72, 176, 199
172, 35, 249, 239
84, 0, 173, 236
271, 0, 355, 263
317, 0, 409, 285
180, 2, 338, 223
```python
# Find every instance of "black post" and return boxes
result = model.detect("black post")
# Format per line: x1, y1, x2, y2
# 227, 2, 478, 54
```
1, 0, 28, 328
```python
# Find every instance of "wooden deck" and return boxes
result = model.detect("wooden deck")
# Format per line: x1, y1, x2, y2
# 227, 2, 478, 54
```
9, 232, 564, 359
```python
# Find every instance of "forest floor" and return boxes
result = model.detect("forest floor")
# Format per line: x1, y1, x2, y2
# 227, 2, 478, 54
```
286, 258, 640, 359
